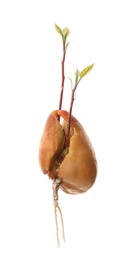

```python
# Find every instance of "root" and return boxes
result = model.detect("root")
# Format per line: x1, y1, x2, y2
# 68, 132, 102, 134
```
52, 178, 65, 247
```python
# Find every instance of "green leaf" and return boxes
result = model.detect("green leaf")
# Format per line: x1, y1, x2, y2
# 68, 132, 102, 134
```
54, 24, 63, 38
55, 24, 70, 43
66, 42, 70, 49
68, 77, 73, 90
75, 68, 80, 83
80, 64, 94, 80
62, 27, 70, 38
62, 27, 70, 42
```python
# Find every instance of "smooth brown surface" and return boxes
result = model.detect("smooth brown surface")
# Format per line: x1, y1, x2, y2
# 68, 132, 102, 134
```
39, 110, 97, 194
39, 110, 65, 179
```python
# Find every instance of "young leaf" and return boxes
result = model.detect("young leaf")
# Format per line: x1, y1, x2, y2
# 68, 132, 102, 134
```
54, 24, 63, 38
75, 68, 80, 83
68, 77, 73, 90
62, 27, 70, 38
62, 27, 70, 42
80, 64, 94, 80
66, 42, 70, 49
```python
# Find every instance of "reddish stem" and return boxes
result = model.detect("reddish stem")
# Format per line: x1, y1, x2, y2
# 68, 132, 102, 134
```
65, 82, 78, 145
58, 42, 66, 121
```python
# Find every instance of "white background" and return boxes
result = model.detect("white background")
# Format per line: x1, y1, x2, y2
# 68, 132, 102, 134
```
0, 0, 136, 259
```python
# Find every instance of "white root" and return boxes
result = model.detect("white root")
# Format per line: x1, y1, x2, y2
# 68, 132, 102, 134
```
52, 178, 65, 247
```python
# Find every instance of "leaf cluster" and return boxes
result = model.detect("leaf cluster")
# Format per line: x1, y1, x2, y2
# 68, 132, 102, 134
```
75, 64, 94, 85
55, 24, 70, 43
55, 24, 94, 88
